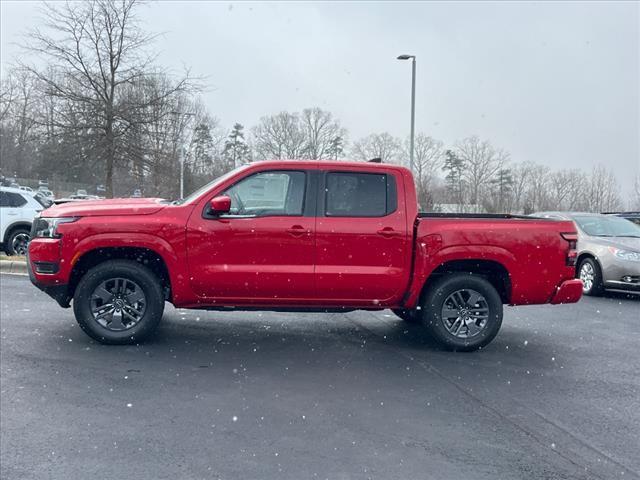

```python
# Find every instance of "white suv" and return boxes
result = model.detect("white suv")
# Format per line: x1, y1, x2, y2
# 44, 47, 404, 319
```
0, 187, 43, 255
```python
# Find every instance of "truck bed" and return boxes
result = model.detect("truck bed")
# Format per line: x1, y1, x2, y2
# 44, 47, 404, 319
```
418, 212, 542, 220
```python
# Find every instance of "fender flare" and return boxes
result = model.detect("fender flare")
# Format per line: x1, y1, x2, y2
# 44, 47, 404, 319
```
69, 233, 186, 296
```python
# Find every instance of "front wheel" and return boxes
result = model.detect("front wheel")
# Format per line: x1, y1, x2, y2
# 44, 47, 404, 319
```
577, 258, 604, 296
421, 274, 503, 352
73, 260, 165, 344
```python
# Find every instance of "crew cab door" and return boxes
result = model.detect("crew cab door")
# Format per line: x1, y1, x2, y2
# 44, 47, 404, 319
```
186, 168, 317, 303
315, 168, 411, 305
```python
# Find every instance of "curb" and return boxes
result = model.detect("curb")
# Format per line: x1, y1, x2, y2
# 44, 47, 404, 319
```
0, 259, 28, 275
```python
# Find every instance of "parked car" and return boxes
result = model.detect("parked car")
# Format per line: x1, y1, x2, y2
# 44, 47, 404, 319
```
38, 187, 55, 198
0, 186, 43, 255
19, 186, 34, 193
28, 160, 582, 350
53, 195, 98, 204
603, 211, 640, 227
32, 191, 54, 208
534, 212, 640, 295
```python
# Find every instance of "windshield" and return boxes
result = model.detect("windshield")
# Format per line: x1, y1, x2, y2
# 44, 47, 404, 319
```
573, 215, 640, 237
172, 165, 248, 205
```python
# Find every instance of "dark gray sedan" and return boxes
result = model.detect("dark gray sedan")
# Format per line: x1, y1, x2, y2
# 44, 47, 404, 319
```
534, 212, 640, 295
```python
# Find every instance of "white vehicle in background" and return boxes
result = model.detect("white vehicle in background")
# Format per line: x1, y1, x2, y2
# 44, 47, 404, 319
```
38, 186, 54, 197
0, 186, 43, 255
19, 186, 34, 193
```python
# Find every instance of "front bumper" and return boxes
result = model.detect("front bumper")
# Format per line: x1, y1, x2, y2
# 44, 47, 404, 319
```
550, 279, 583, 304
601, 255, 640, 292
27, 249, 71, 308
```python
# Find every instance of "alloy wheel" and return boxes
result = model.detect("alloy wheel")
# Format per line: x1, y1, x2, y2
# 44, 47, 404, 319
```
441, 288, 490, 339
580, 262, 594, 293
90, 278, 147, 331
11, 233, 30, 255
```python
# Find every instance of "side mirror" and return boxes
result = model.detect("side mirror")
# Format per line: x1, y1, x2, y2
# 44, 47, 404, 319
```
209, 195, 231, 215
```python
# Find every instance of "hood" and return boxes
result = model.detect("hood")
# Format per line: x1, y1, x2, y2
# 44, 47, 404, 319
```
587, 235, 640, 252
42, 197, 166, 217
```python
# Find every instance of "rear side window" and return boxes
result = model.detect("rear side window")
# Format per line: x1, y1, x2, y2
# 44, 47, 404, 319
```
0, 191, 27, 208
325, 172, 396, 217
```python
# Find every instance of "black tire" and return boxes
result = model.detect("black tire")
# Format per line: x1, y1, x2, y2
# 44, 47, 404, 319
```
391, 308, 420, 323
73, 260, 165, 345
4, 227, 30, 256
576, 257, 604, 296
421, 273, 503, 352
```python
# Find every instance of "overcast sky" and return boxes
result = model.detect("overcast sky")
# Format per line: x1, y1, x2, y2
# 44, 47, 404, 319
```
1, 1, 638, 192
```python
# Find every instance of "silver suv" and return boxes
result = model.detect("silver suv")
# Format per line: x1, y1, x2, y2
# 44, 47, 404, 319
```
534, 212, 640, 295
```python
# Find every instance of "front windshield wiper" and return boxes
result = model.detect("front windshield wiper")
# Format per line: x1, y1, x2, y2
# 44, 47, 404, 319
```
592, 234, 640, 238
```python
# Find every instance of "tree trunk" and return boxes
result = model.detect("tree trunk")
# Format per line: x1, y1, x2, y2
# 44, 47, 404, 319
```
105, 119, 115, 198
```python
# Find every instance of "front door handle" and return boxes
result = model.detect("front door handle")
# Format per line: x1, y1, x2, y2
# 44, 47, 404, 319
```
377, 227, 402, 238
286, 225, 309, 236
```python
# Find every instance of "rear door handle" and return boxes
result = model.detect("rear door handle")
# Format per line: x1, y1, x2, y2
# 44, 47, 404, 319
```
286, 225, 309, 236
377, 227, 402, 238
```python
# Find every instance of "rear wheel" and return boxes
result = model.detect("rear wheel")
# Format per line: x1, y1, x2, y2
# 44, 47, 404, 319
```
421, 273, 503, 352
73, 260, 165, 344
577, 257, 604, 296
4, 227, 30, 256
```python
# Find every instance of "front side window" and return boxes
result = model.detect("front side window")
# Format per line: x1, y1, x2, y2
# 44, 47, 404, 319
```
325, 172, 394, 217
222, 171, 306, 217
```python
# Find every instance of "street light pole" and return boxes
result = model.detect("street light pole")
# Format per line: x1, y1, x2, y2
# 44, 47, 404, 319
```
170, 111, 195, 199
397, 54, 416, 173
179, 146, 185, 199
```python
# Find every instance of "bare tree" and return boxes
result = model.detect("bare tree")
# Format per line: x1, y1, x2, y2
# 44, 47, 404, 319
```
455, 136, 508, 206
0, 68, 41, 177
587, 165, 621, 212
525, 164, 551, 213
351, 132, 401, 163
632, 174, 640, 210
300, 107, 346, 160
401, 134, 443, 209
549, 169, 588, 211
22, 0, 192, 197
251, 111, 306, 159
510, 162, 533, 213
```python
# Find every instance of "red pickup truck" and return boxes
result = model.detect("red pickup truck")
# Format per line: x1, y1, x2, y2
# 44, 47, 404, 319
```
28, 160, 582, 351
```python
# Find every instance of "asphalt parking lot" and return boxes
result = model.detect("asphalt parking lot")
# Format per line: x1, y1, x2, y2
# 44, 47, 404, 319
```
1, 273, 638, 480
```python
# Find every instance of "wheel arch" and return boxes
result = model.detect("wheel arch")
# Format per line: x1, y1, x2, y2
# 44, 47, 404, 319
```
68, 247, 172, 302
575, 252, 601, 275
3, 221, 32, 244
420, 259, 512, 304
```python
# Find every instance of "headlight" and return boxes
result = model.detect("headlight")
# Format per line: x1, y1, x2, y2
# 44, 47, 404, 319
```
608, 246, 640, 262
32, 217, 79, 238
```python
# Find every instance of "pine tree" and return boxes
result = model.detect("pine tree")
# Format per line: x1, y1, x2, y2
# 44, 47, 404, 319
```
442, 149, 465, 205
189, 123, 215, 175
327, 136, 344, 160
490, 168, 514, 212
223, 123, 251, 168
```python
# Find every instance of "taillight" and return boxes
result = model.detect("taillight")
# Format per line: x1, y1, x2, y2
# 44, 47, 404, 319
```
561, 232, 578, 266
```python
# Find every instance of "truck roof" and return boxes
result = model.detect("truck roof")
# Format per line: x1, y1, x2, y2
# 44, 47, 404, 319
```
249, 159, 410, 172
